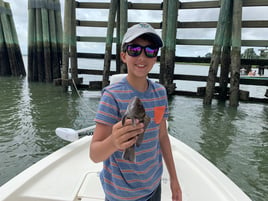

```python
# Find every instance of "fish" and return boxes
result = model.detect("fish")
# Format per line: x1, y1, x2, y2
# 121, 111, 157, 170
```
122, 96, 151, 162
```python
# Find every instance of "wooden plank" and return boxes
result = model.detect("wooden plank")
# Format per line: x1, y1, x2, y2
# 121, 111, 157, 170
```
75, 52, 268, 66
178, 20, 268, 29
177, 39, 214, 46
242, 40, 268, 47
128, 3, 162, 10
77, 68, 268, 87
180, 1, 220, 9
76, 38, 268, 49
176, 56, 211, 63
77, 36, 107, 42
243, 0, 268, 7
76, 2, 110, 9
243, 20, 268, 28
76, 20, 161, 29
176, 39, 268, 47
76, 20, 108, 27
77, 52, 106, 59
76, 2, 163, 10
76, 52, 268, 66
178, 21, 217, 28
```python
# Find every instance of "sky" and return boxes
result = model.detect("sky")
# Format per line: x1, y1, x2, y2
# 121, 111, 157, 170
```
4, 0, 268, 57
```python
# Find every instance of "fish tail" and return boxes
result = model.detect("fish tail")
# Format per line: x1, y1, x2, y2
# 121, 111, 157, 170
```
122, 146, 136, 162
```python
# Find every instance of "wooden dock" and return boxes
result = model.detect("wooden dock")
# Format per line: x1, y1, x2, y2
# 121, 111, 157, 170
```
59, 0, 268, 104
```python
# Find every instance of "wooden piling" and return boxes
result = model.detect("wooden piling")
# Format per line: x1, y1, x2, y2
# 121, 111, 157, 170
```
70, 0, 78, 84
0, 0, 25, 76
229, 0, 242, 107
160, 0, 178, 95
102, 0, 118, 88
119, 0, 128, 73
28, 0, 62, 82
41, 4, 52, 82
0, 8, 10, 76
219, 0, 233, 100
55, 0, 63, 78
203, 0, 231, 105
6, 2, 26, 77
49, 0, 62, 80
159, 0, 168, 86
28, 0, 36, 81
62, 0, 73, 91
36, 7, 45, 81
115, 0, 121, 74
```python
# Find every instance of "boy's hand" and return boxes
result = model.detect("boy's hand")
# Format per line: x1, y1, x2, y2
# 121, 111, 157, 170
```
111, 119, 144, 150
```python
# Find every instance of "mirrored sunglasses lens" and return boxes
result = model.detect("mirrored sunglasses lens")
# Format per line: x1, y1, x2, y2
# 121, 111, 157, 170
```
145, 47, 158, 57
127, 45, 142, 57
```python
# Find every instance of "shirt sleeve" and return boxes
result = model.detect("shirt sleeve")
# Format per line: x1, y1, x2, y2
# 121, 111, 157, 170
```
94, 90, 121, 126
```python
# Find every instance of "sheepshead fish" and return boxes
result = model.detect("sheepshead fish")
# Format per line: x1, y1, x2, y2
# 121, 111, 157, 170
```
122, 96, 150, 162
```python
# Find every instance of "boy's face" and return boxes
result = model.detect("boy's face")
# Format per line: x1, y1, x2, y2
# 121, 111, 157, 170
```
121, 37, 157, 79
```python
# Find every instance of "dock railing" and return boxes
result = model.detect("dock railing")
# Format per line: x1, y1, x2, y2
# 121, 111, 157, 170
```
61, 0, 268, 104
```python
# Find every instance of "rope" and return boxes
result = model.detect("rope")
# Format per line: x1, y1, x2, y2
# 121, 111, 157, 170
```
72, 78, 97, 114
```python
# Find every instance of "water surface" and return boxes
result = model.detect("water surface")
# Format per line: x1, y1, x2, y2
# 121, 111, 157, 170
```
0, 60, 267, 201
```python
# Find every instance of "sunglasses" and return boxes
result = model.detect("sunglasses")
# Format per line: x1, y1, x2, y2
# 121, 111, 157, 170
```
125, 44, 159, 58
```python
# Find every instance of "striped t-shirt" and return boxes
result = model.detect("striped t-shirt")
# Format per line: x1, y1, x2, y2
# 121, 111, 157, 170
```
94, 77, 169, 201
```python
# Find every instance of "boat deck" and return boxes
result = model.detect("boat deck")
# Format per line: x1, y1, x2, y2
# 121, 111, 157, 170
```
0, 135, 252, 201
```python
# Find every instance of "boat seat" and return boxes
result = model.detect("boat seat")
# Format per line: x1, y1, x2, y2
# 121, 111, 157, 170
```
78, 171, 105, 200
77, 168, 178, 201
77, 171, 173, 200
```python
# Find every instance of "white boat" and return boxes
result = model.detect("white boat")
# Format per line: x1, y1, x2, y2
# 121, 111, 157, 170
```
0, 74, 253, 200
0, 131, 252, 201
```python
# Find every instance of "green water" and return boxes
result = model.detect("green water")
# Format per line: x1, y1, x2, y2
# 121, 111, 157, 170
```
0, 76, 267, 201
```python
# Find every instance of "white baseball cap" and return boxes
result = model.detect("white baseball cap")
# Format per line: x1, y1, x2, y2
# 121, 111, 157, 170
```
122, 23, 163, 48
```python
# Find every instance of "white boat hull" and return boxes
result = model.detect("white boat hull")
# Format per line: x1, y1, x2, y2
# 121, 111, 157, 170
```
0, 135, 252, 201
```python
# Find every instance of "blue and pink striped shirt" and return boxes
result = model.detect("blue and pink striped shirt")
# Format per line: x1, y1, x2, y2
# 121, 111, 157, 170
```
94, 77, 169, 201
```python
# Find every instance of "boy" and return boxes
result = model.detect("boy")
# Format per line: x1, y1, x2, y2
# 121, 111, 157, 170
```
90, 23, 182, 201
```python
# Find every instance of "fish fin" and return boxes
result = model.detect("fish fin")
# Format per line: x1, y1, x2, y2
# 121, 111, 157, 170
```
122, 145, 136, 162
132, 118, 137, 126
122, 115, 127, 126
144, 115, 151, 127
